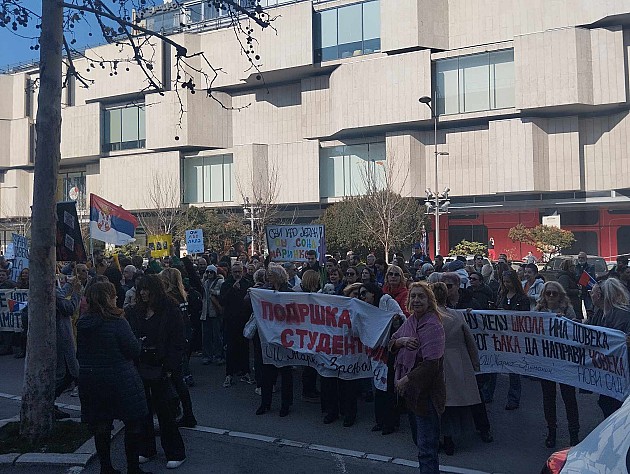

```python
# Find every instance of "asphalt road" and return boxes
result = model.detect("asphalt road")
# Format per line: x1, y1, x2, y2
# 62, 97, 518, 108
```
0, 351, 608, 474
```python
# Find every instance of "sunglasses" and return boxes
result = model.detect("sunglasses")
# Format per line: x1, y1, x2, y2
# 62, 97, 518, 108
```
359, 291, 369, 297
345, 272, 356, 276
545, 291, 559, 297
469, 277, 479, 281
387, 272, 401, 277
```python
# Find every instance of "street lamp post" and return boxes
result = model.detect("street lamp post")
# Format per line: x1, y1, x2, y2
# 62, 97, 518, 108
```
243, 197, 255, 255
419, 96, 449, 256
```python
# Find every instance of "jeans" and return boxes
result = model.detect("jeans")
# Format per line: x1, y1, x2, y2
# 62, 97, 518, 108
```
140, 378, 186, 462
482, 373, 521, 406
541, 380, 579, 434
408, 401, 441, 474
201, 318, 223, 362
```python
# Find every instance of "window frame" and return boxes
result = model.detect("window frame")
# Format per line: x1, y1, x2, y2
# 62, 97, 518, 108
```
314, 0, 381, 63
101, 102, 146, 153
182, 154, 234, 204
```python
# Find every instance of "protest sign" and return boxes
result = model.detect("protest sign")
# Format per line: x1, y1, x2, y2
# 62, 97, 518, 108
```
185, 229, 204, 254
10, 234, 28, 282
56, 201, 87, 262
266, 225, 326, 263
0, 289, 28, 332
249, 288, 394, 390
463, 310, 630, 401
148, 234, 172, 258
4, 243, 14, 260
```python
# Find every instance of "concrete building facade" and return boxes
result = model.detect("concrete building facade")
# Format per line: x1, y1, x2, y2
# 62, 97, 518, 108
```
1, 0, 630, 258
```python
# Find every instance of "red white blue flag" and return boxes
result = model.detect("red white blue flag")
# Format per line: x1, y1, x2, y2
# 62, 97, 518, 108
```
89, 194, 137, 245
578, 270, 597, 290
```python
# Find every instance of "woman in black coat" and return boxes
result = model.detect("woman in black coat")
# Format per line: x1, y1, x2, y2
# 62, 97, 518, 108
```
77, 281, 149, 474
126, 275, 187, 469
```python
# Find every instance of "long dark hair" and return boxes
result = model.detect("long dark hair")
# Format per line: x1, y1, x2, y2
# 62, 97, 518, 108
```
86, 281, 123, 318
500, 270, 525, 296
135, 274, 175, 311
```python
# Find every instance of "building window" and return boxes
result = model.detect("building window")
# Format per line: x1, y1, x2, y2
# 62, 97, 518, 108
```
145, 10, 180, 32
59, 171, 87, 211
435, 49, 515, 115
314, 0, 380, 62
320, 142, 385, 198
183, 154, 233, 203
102, 103, 146, 152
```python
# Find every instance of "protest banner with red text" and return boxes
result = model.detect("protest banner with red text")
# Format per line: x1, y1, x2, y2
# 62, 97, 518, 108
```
250, 289, 395, 390
464, 310, 630, 401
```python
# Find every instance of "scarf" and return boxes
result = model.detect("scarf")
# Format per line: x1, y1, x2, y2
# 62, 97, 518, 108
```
391, 311, 444, 383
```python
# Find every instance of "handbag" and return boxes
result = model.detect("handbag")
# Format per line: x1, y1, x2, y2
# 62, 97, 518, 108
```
243, 314, 257, 339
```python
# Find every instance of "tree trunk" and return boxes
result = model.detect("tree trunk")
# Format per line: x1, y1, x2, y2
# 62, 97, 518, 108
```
20, 0, 64, 441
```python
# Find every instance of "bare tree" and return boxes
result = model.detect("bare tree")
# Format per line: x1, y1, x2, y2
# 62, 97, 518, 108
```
1, 0, 274, 441
354, 155, 426, 263
236, 160, 280, 254
136, 171, 181, 237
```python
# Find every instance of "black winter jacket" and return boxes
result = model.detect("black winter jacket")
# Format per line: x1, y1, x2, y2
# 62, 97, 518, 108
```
76, 312, 148, 425
126, 299, 185, 376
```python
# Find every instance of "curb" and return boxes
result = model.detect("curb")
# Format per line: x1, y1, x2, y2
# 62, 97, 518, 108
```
0, 394, 122, 467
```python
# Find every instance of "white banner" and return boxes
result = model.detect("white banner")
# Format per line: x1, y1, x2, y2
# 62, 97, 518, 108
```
464, 310, 630, 401
0, 289, 28, 332
265, 225, 326, 263
185, 229, 204, 254
11, 234, 28, 282
250, 289, 394, 390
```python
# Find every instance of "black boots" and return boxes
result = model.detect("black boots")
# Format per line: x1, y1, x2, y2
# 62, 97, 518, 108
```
545, 428, 557, 448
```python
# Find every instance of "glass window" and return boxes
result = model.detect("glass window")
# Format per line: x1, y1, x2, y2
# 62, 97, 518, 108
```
362, 0, 380, 53
436, 58, 459, 115
320, 142, 385, 198
337, 3, 363, 58
60, 172, 87, 210
434, 49, 515, 115
187, 3, 203, 23
490, 49, 515, 109
460, 54, 490, 113
314, 1, 380, 62
183, 155, 233, 204
102, 103, 145, 152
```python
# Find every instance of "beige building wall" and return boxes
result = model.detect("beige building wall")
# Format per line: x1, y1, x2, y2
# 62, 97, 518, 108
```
61, 103, 101, 160
380, 0, 449, 52
86, 151, 181, 210
448, 0, 630, 50
385, 131, 426, 198
581, 111, 630, 191
0, 169, 33, 218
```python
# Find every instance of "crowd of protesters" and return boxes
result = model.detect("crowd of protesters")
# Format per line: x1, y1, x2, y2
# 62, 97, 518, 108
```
3, 244, 630, 474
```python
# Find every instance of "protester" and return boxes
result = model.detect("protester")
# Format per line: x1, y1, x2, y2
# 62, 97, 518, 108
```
54, 277, 82, 419
297, 270, 322, 402
200, 265, 225, 365
343, 266, 360, 287
220, 263, 254, 387
522, 263, 544, 310
328, 267, 345, 295
77, 281, 149, 474
469, 271, 493, 309
535, 281, 580, 447
125, 274, 186, 469
360, 267, 376, 285
430, 282, 492, 455
557, 259, 582, 319
490, 270, 530, 410
389, 282, 445, 474
282, 262, 301, 290
383, 264, 409, 317
359, 282, 405, 435
592, 278, 630, 418
255, 264, 294, 417
575, 251, 594, 316
160, 268, 197, 428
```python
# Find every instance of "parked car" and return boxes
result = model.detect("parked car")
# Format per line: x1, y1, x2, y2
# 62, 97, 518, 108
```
541, 395, 630, 473
444, 255, 491, 267
538, 255, 608, 282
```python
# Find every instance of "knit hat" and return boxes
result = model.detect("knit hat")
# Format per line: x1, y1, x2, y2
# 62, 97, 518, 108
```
206, 265, 217, 274
448, 259, 465, 271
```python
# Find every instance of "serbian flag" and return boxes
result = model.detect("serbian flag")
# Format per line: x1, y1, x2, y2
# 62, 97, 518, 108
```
578, 270, 597, 289
89, 194, 137, 245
